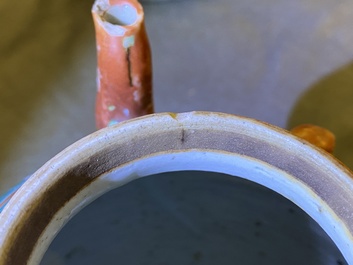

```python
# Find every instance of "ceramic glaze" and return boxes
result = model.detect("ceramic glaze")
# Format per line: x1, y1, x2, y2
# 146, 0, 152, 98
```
0, 112, 352, 264
92, 0, 153, 129
40, 171, 346, 265
0, 0, 352, 264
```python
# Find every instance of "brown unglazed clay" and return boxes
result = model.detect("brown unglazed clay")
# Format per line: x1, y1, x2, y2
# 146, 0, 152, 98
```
92, 0, 153, 129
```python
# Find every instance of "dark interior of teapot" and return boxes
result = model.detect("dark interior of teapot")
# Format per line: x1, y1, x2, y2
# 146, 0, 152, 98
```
41, 171, 346, 265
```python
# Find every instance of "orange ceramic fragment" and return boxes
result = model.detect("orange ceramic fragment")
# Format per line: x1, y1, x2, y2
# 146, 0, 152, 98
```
92, 0, 153, 129
290, 124, 335, 153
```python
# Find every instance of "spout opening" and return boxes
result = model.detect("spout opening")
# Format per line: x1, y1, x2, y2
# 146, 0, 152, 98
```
103, 4, 138, 26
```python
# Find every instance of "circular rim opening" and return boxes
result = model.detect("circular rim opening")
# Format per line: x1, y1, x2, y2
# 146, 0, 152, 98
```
0, 112, 352, 264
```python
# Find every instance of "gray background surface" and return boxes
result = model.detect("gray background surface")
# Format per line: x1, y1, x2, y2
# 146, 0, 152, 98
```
1, 0, 353, 192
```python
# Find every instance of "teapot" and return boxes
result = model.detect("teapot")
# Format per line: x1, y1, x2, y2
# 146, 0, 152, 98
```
0, 0, 352, 264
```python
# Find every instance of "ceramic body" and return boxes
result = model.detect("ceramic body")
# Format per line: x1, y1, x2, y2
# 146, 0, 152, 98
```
0, 112, 353, 264
92, 0, 153, 128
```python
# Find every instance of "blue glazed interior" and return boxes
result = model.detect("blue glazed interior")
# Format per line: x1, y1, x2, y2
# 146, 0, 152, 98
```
40, 171, 346, 265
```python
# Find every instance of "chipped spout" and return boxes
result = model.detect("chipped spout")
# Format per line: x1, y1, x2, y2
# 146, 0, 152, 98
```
92, 0, 154, 129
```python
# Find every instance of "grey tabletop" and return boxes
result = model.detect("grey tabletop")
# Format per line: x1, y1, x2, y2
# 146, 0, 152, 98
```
1, 0, 353, 193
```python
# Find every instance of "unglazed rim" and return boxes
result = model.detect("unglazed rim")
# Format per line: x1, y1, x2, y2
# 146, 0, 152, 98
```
0, 111, 353, 264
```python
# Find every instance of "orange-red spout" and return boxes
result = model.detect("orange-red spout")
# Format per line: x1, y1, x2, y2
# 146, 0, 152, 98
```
92, 0, 153, 129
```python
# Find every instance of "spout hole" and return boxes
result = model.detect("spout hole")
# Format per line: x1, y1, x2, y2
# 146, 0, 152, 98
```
103, 4, 137, 26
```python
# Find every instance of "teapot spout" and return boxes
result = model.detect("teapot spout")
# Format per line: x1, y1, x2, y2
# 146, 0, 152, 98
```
92, 0, 153, 129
